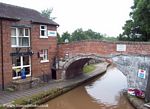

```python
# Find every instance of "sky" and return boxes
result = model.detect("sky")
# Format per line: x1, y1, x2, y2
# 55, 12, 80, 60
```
0, 0, 133, 37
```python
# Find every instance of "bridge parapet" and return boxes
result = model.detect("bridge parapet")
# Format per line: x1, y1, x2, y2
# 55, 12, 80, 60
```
58, 40, 150, 59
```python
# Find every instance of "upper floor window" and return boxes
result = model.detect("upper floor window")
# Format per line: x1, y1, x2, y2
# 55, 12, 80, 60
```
40, 25, 48, 38
11, 28, 30, 47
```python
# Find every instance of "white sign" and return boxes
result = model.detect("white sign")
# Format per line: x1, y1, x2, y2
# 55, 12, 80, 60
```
48, 30, 57, 37
138, 69, 146, 79
116, 44, 126, 51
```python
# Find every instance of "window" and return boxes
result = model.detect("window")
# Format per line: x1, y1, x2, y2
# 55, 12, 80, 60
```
40, 49, 49, 63
11, 28, 17, 46
12, 56, 31, 79
11, 28, 30, 47
40, 25, 48, 38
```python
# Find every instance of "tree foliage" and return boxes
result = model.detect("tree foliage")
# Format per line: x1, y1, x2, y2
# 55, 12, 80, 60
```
57, 32, 62, 43
41, 8, 56, 20
58, 28, 117, 43
61, 31, 71, 42
58, 28, 104, 43
71, 28, 88, 41
119, 0, 150, 41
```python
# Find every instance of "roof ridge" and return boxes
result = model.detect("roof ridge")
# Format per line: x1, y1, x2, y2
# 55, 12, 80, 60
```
0, 2, 59, 26
0, 2, 40, 14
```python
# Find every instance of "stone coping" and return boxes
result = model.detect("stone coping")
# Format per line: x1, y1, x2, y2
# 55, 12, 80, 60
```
127, 94, 149, 109
58, 40, 150, 45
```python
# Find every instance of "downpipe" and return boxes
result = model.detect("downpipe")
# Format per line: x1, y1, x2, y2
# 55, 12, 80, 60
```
0, 19, 4, 90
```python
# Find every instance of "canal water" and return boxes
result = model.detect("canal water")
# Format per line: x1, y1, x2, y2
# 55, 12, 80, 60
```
38, 65, 134, 109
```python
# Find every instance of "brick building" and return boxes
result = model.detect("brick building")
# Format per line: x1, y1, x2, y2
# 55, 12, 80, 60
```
0, 3, 59, 90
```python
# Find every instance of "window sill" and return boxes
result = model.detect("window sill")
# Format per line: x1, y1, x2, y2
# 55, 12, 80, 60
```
12, 74, 31, 80
11, 46, 30, 48
40, 36, 48, 39
40, 60, 49, 63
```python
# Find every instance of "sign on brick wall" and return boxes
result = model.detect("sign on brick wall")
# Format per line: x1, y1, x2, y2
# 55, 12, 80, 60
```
48, 30, 57, 37
116, 44, 126, 52
138, 69, 146, 79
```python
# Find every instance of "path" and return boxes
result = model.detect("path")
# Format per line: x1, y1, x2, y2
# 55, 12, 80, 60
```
0, 62, 109, 105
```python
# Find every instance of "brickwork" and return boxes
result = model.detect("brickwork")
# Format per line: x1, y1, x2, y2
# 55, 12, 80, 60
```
31, 24, 57, 79
58, 41, 150, 92
2, 20, 12, 87
58, 41, 150, 58
0, 19, 57, 89
0, 20, 2, 89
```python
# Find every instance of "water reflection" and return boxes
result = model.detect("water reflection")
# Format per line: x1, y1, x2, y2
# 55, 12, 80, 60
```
85, 66, 127, 105
37, 66, 134, 109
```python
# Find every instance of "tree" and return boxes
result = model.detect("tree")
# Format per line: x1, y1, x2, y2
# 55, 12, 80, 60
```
120, 0, 150, 41
61, 32, 71, 42
71, 28, 87, 41
57, 32, 62, 43
71, 28, 103, 41
41, 8, 56, 20
84, 29, 103, 40
59, 28, 112, 42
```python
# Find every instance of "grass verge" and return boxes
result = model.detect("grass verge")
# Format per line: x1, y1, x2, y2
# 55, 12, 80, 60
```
83, 64, 96, 73
8, 86, 74, 108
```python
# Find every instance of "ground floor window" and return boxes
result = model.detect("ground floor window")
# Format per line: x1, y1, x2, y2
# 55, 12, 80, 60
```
12, 55, 31, 79
40, 49, 49, 63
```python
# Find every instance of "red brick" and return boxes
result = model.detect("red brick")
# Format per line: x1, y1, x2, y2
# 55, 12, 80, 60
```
58, 41, 150, 58
0, 20, 57, 89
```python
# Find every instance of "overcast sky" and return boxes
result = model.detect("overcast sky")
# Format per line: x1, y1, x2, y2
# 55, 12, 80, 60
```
0, 0, 133, 37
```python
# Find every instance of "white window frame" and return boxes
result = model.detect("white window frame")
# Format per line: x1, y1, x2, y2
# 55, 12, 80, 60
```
40, 25, 48, 38
12, 56, 31, 79
11, 27, 30, 47
40, 49, 49, 63
11, 28, 17, 47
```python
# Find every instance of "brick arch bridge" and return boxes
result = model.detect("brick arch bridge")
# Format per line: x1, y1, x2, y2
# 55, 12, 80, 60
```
61, 54, 109, 79
57, 40, 150, 92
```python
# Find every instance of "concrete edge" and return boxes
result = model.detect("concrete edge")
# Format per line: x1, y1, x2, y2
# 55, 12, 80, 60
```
2, 63, 109, 108
127, 94, 149, 109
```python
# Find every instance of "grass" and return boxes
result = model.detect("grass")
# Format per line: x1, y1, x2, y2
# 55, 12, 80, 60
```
13, 88, 63, 106
0, 106, 5, 109
12, 86, 74, 107
83, 64, 96, 73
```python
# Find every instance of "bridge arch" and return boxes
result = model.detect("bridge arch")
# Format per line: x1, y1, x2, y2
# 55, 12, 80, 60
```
60, 54, 111, 79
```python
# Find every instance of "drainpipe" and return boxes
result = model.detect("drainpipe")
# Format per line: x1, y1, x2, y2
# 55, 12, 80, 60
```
1, 19, 4, 90
29, 27, 33, 88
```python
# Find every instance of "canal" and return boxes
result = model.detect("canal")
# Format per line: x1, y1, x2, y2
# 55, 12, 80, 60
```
38, 65, 134, 109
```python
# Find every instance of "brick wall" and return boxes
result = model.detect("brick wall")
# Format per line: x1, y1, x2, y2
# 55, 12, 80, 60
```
31, 24, 57, 79
0, 20, 2, 89
58, 41, 150, 59
1, 20, 12, 87
0, 19, 57, 88
58, 41, 150, 81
